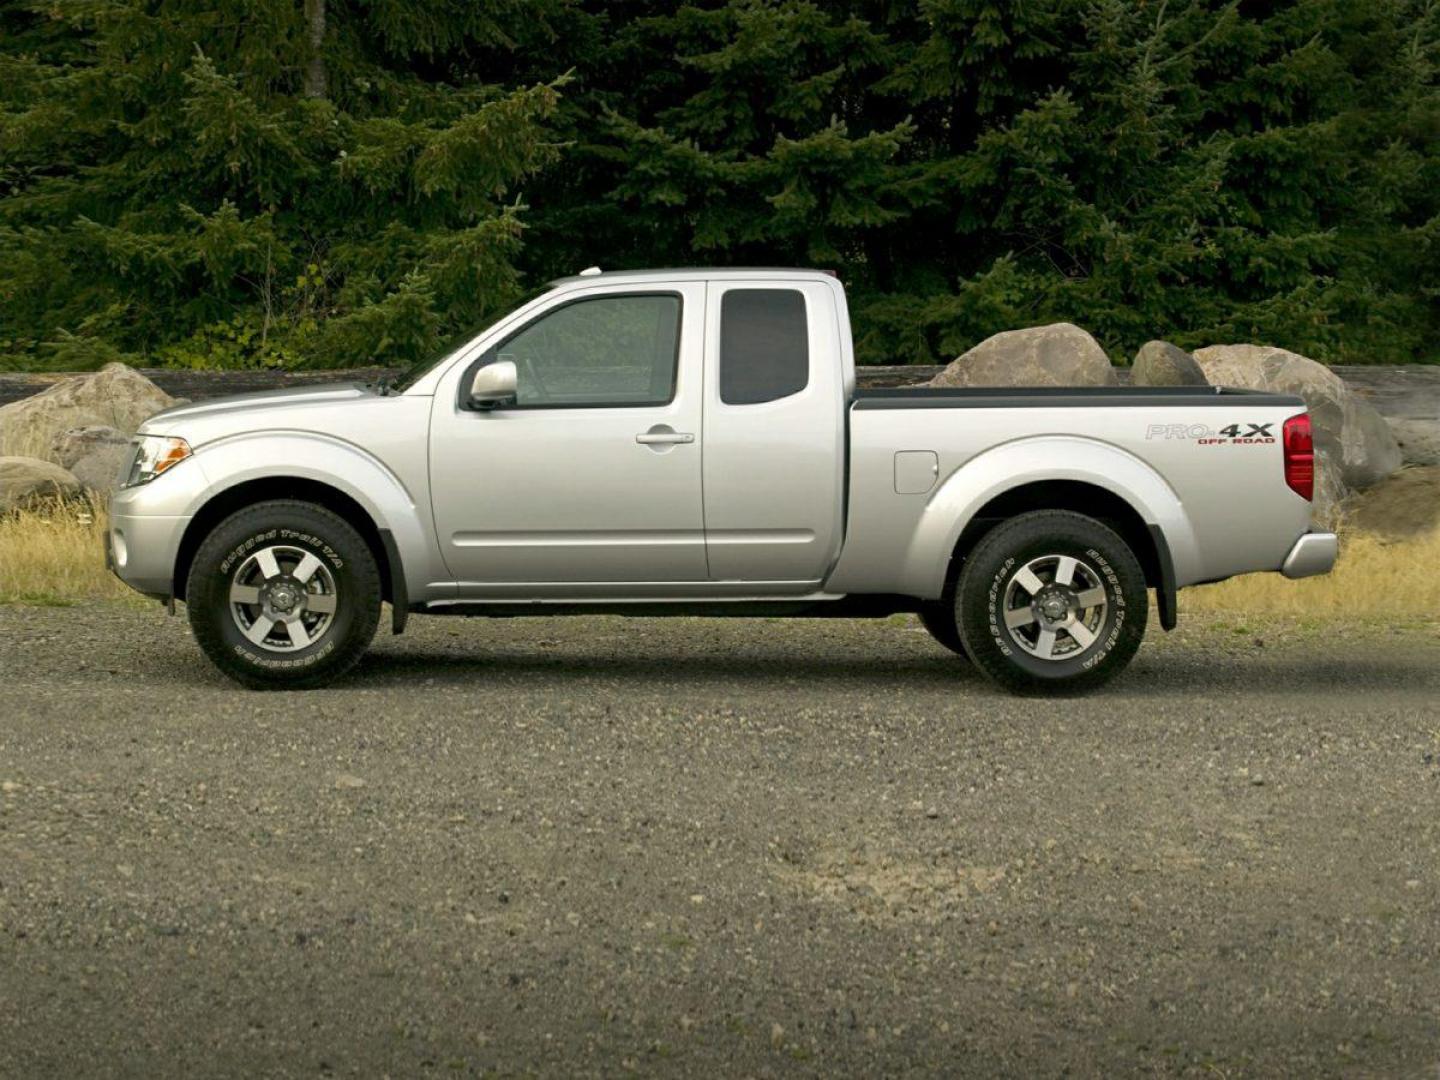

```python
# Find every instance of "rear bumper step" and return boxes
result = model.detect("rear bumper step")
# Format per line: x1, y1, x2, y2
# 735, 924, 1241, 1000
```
1281, 531, 1339, 579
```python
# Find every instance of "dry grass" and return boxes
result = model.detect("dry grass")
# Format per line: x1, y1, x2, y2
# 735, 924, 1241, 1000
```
1, 497, 1436, 620
1181, 527, 1440, 618
0, 498, 140, 606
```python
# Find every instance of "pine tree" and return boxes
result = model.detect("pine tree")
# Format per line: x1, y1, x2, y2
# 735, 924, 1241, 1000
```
0, 0, 566, 369
2, 0, 1435, 370
520, 0, 1438, 365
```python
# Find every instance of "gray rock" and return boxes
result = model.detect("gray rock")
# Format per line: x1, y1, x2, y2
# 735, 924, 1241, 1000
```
51, 425, 130, 470
930, 323, 1118, 388
0, 456, 82, 512
1131, 341, 1208, 387
1388, 419, 1440, 467
0, 363, 175, 462
1192, 345, 1402, 497
71, 445, 132, 492
1345, 465, 1440, 538
52, 425, 133, 492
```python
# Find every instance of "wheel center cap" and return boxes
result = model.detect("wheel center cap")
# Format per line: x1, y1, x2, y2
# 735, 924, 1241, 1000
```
269, 584, 299, 612
1039, 592, 1070, 620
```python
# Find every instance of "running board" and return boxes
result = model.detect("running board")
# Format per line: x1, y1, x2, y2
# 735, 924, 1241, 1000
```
412, 595, 922, 620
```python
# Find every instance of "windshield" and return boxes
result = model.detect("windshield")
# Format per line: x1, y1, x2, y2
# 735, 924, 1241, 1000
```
386, 286, 550, 393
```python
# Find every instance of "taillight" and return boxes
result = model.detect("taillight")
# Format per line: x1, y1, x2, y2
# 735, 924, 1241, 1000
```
1283, 413, 1314, 501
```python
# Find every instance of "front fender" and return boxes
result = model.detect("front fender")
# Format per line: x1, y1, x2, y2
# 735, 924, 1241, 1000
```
185, 431, 445, 602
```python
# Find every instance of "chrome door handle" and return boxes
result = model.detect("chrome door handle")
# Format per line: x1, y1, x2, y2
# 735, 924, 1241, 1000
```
635, 431, 694, 445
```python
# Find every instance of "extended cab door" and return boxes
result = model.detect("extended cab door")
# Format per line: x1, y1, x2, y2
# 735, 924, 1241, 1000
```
701, 279, 846, 587
429, 283, 708, 589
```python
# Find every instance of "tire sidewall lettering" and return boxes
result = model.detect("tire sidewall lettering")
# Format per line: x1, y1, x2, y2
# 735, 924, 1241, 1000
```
986, 556, 1016, 657
232, 639, 336, 669
220, 528, 344, 575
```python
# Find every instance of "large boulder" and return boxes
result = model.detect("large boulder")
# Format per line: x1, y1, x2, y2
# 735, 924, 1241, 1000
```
930, 323, 1118, 388
51, 425, 130, 469
51, 425, 133, 492
0, 456, 82, 513
1131, 340, 1208, 387
1344, 465, 1440, 539
72, 445, 133, 492
0, 363, 174, 462
1388, 419, 1440, 467
1192, 345, 1402, 493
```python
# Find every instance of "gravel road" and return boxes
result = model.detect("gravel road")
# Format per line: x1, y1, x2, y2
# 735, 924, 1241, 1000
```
2, 604, 1438, 1078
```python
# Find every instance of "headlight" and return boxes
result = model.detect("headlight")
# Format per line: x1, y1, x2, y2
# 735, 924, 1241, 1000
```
122, 435, 192, 489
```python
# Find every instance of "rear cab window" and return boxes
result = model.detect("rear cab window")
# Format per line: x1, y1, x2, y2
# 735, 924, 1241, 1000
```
719, 289, 809, 405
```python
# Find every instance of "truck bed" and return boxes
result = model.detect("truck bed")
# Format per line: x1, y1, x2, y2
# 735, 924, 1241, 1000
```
829, 383, 1316, 598
852, 386, 1303, 409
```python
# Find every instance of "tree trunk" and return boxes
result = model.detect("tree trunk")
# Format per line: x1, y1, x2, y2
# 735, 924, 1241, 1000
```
303, 0, 326, 99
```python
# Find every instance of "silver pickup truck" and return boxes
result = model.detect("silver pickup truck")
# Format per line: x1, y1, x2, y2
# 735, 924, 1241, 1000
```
108, 268, 1336, 693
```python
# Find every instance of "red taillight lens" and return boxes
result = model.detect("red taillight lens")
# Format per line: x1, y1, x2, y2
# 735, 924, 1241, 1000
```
1283, 413, 1314, 501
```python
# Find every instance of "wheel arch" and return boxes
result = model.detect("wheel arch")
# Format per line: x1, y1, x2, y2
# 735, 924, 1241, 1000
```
940, 479, 1179, 629
174, 477, 391, 603
894, 437, 1199, 610
174, 477, 413, 634
948, 480, 1160, 588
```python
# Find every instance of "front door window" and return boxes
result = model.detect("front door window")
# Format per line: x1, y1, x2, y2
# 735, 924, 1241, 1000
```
488, 294, 682, 408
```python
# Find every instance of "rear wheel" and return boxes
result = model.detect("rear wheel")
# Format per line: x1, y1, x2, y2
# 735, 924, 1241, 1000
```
956, 510, 1147, 694
185, 500, 380, 689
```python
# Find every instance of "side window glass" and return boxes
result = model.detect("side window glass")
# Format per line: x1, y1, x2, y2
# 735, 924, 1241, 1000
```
491, 294, 681, 407
719, 289, 809, 405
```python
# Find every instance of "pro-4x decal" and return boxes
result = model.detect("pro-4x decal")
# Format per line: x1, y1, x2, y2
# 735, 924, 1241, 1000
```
1145, 422, 1276, 445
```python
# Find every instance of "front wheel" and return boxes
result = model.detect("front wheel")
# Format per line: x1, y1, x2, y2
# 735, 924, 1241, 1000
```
918, 601, 968, 659
956, 510, 1147, 694
185, 500, 381, 689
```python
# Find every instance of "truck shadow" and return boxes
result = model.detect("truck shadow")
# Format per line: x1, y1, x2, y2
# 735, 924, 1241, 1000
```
351, 647, 978, 688
343, 642, 1439, 699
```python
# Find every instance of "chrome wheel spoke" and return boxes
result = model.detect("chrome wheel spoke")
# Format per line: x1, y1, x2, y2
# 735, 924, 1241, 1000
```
230, 584, 261, 605
1053, 556, 1078, 587
1013, 566, 1046, 595
1034, 629, 1057, 659
1075, 586, 1106, 609
1004, 606, 1037, 629
306, 592, 337, 614
255, 548, 282, 581
293, 552, 323, 583
1067, 619, 1097, 649
245, 615, 275, 645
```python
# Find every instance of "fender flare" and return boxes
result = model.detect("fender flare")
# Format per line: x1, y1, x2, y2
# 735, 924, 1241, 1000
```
179, 431, 441, 619
896, 435, 1202, 600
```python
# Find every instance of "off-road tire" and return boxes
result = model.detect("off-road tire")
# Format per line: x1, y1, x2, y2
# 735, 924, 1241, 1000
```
186, 500, 381, 690
956, 510, 1147, 694
918, 601, 968, 659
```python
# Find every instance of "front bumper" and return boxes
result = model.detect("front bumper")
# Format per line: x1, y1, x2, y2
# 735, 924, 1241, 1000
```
106, 458, 209, 599
107, 508, 192, 598
1281, 531, 1338, 579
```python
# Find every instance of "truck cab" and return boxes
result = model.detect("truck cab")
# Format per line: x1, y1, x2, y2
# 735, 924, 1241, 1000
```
413, 270, 850, 595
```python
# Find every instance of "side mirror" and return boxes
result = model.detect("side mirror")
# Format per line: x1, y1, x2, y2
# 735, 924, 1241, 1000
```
468, 360, 518, 410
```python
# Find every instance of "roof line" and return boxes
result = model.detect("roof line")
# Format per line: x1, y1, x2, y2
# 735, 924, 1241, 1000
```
545, 266, 833, 286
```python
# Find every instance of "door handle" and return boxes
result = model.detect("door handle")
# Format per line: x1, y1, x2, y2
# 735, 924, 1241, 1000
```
635, 431, 694, 445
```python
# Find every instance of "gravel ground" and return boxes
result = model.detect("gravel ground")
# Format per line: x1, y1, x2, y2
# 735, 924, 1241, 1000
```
1, 603, 1438, 1078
